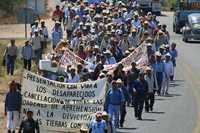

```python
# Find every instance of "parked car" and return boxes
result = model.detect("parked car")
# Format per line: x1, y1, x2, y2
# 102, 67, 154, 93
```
182, 13, 200, 42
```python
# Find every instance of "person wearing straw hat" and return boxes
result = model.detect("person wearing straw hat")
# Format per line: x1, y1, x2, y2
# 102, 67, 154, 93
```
144, 67, 156, 112
31, 29, 42, 65
104, 50, 116, 65
5, 80, 22, 133
89, 111, 107, 133
128, 28, 139, 48
30, 20, 39, 37
146, 43, 155, 59
18, 111, 40, 133
132, 13, 141, 30
102, 111, 114, 133
165, 45, 170, 54
154, 51, 165, 95
104, 80, 125, 128
116, 79, 128, 128
80, 125, 89, 133
52, 22, 63, 50
127, 62, 140, 106
159, 44, 166, 56
162, 53, 173, 95
39, 20, 49, 51
4, 39, 17, 76
68, 66, 80, 83
155, 30, 168, 51
139, 21, 151, 38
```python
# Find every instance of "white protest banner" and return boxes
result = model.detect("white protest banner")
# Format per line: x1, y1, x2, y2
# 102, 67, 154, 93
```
22, 70, 107, 102
60, 47, 91, 66
21, 101, 104, 132
60, 43, 148, 72
21, 70, 106, 132
103, 43, 148, 71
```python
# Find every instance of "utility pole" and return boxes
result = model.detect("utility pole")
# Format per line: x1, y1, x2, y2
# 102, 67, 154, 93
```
25, 0, 28, 39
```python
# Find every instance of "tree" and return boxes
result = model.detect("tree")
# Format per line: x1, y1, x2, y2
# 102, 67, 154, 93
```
0, 0, 25, 14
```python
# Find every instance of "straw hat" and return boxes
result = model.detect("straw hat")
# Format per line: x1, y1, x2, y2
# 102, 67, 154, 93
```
155, 52, 162, 57
131, 28, 137, 33
116, 79, 123, 84
146, 67, 152, 71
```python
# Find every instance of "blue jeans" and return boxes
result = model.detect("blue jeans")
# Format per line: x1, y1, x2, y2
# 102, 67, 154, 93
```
108, 104, 120, 128
156, 72, 163, 94
6, 55, 16, 75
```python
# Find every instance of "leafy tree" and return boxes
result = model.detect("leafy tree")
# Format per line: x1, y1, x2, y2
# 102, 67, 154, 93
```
0, 0, 25, 14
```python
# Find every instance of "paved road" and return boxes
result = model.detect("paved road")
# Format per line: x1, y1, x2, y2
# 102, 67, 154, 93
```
117, 12, 200, 133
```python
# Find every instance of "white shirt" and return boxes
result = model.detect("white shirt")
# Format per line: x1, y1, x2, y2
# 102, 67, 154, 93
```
145, 74, 155, 93
31, 36, 42, 50
164, 60, 174, 77
31, 25, 39, 36
40, 26, 49, 38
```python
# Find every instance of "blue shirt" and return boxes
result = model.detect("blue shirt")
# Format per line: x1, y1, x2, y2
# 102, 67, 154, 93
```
5, 90, 22, 111
132, 19, 141, 29
21, 44, 33, 60
52, 31, 62, 47
154, 61, 165, 72
134, 80, 148, 97
106, 88, 125, 105
170, 49, 178, 59
76, 8, 85, 17
121, 87, 130, 102
87, 0, 102, 4
89, 119, 107, 133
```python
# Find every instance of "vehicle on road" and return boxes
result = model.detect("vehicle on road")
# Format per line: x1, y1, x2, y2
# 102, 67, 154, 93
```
182, 13, 200, 42
173, 0, 200, 33
138, 0, 161, 15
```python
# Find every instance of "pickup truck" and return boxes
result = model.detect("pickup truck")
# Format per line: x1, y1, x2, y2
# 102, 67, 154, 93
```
173, 0, 200, 33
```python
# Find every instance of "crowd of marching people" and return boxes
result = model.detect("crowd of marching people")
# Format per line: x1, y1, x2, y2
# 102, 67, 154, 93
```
3, 0, 178, 133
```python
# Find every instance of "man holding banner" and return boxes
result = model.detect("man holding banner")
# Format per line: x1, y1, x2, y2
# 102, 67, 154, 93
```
18, 111, 40, 133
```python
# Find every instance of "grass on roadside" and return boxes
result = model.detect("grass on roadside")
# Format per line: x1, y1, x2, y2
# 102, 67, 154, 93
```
0, 40, 24, 93
162, 0, 176, 11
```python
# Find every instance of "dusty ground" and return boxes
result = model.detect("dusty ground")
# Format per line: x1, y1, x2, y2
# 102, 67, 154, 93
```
0, 0, 59, 131
0, 40, 25, 130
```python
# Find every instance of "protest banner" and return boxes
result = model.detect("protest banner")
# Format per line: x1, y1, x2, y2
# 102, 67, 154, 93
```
60, 47, 92, 66
22, 70, 107, 101
60, 43, 148, 72
21, 101, 104, 132
21, 70, 107, 132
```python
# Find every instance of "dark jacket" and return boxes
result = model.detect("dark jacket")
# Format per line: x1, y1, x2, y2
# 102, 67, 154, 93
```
134, 80, 149, 99
5, 90, 22, 112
